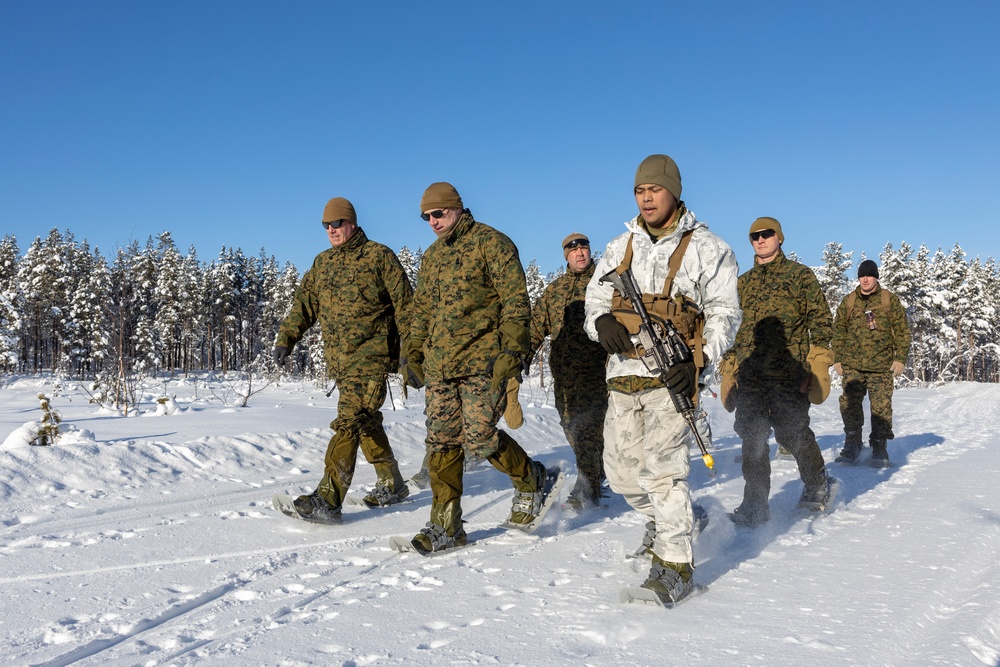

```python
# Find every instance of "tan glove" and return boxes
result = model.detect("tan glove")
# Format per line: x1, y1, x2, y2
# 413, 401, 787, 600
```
719, 356, 738, 413
891, 360, 905, 377
502, 377, 524, 429
806, 345, 835, 405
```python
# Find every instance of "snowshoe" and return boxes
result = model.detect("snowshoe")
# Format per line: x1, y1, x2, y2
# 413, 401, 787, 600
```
273, 492, 343, 525
398, 522, 469, 555
727, 503, 770, 528
501, 465, 564, 534
620, 557, 703, 608
870, 443, 891, 468
360, 480, 410, 508
835, 441, 863, 464
797, 473, 839, 512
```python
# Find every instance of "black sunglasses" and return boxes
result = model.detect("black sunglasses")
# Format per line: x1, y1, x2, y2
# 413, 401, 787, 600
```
421, 209, 447, 222
563, 239, 590, 251
750, 229, 776, 242
322, 219, 350, 230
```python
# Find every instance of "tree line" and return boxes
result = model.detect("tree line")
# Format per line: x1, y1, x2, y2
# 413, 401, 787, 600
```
1, 230, 996, 396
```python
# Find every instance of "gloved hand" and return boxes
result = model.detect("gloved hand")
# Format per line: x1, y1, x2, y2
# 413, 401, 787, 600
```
664, 360, 697, 399
890, 360, 905, 377
490, 350, 524, 391
833, 362, 843, 376
399, 339, 425, 392
273, 346, 289, 366
400, 357, 424, 390
595, 313, 632, 355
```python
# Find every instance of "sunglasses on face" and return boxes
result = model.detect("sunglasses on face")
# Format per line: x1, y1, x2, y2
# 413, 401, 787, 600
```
322, 219, 349, 230
421, 209, 447, 222
563, 239, 590, 251
750, 229, 777, 242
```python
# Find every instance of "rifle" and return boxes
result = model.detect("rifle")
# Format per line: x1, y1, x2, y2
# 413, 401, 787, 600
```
599, 267, 716, 476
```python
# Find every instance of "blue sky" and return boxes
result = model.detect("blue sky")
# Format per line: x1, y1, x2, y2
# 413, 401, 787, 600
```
2, 1, 998, 276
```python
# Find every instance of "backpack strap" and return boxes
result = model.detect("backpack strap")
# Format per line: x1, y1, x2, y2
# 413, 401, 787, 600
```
661, 230, 694, 297
847, 287, 890, 318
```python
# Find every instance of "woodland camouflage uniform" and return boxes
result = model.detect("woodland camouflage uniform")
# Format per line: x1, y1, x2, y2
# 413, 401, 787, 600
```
276, 226, 413, 510
726, 245, 834, 522
405, 194, 551, 550
530, 260, 608, 505
833, 283, 911, 451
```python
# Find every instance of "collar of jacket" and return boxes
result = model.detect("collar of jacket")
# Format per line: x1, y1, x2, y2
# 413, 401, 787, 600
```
331, 226, 368, 254
856, 283, 882, 299
443, 211, 475, 246
625, 205, 697, 241
753, 248, 787, 271
565, 260, 596, 279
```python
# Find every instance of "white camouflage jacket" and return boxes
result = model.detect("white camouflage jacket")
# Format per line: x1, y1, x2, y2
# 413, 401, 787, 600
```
584, 209, 741, 382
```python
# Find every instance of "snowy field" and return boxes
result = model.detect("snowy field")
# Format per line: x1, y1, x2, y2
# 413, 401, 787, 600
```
1, 373, 999, 667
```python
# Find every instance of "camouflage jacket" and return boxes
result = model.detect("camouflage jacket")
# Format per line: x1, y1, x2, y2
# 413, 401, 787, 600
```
530, 262, 607, 383
728, 250, 833, 383
410, 212, 530, 381
832, 284, 910, 372
276, 227, 412, 379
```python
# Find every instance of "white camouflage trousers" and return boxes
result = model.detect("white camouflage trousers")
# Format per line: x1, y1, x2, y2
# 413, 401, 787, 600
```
603, 386, 693, 564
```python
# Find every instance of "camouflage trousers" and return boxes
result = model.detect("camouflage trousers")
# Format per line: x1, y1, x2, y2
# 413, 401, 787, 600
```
603, 386, 693, 564
423, 375, 535, 508
840, 367, 895, 443
317, 376, 401, 507
733, 381, 826, 509
553, 374, 607, 498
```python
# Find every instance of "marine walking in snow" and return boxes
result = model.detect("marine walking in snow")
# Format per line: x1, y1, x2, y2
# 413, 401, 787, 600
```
720, 217, 837, 528
529, 232, 609, 510
273, 197, 414, 523
832, 259, 911, 467
399, 182, 561, 554
585, 154, 740, 606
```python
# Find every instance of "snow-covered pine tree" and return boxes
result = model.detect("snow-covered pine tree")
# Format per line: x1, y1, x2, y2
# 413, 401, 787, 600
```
66, 246, 111, 378
178, 246, 206, 373
397, 246, 422, 289
16, 230, 73, 372
154, 232, 184, 374
263, 261, 300, 374
206, 247, 237, 373
817, 242, 853, 314
0, 235, 21, 370
525, 259, 545, 307
959, 257, 996, 381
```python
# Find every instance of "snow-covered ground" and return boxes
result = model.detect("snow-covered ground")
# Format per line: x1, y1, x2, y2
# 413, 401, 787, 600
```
1, 373, 998, 667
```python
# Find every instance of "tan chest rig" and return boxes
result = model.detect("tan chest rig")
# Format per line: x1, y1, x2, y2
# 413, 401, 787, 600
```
610, 230, 707, 371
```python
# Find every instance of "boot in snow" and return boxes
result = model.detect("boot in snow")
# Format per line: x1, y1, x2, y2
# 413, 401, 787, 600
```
292, 490, 343, 524
870, 440, 891, 468
410, 500, 467, 554
640, 556, 696, 605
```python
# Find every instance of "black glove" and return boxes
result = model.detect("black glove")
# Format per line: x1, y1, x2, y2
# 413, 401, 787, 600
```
273, 346, 289, 366
595, 313, 633, 355
664, 360, 697, 399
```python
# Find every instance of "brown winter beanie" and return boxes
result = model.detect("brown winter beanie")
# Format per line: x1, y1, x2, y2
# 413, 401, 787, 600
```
748, 216, 785, 244
561, 232, 589, 259
858, 260, 880, 279
420, 182, 463, 213
322, 197, 357, 225
634, 154, 682, 201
